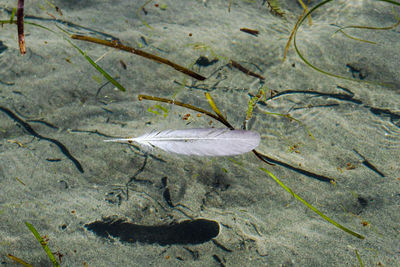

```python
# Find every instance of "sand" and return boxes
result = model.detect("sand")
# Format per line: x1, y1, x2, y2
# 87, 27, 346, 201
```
0, 0, 399, 266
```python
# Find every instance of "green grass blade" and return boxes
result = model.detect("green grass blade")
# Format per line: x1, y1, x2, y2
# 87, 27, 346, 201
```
7, 253, 34, 267
260, 168, 364, 239
355, 249, 364, 267
54, 25, 126, 92
9, 8, 16, 23
25, 222, 60, 267
334, 28, 377, 44
379, 0, 400, 7
67, 40, 126, 92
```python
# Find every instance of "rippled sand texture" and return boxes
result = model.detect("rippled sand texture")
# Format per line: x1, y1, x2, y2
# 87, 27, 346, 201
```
0, 0, 399, 266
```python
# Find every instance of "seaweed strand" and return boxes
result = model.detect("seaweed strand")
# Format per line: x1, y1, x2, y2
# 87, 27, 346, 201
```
293, 0, 399, 85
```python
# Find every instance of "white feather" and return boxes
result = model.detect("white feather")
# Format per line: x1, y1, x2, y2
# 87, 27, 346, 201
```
104, 128, 260, 156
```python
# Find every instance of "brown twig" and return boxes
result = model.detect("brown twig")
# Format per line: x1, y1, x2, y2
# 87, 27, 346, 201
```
71, 34, 206, 81
240, 28, 259, 36
17, 0, 26, 54
229, 60, 265, 80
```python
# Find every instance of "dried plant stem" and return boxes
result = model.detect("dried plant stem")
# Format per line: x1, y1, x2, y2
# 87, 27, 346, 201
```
71, 34, 206, 81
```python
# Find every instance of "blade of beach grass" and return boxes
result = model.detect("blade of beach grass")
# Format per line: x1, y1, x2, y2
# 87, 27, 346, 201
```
66, 39, 126, 92
9, 7, 16, 23
298, 0, 312, 25
283, 9, 305, 62
25, 222, 61, 267
355, 249, 365, 267
7, 254, 33, 267
260, 168, 364, 239
332, 13, 400, 44
55, 25, 127, 92
334, 28, 377, 44
204, 92, 232, 128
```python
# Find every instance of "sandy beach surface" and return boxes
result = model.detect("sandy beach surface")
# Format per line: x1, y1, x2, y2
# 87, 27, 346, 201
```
0, 0, 399, 266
